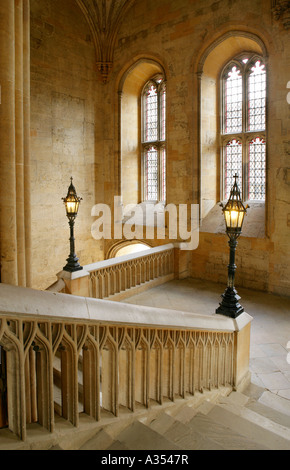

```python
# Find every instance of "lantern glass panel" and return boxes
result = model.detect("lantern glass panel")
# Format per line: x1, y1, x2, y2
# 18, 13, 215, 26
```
224, 203, 245, 231
66, 198, 79, 215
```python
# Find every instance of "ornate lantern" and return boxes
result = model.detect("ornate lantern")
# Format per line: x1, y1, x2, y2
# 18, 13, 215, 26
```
62, 178, 83, 273
216, 174, 248, 318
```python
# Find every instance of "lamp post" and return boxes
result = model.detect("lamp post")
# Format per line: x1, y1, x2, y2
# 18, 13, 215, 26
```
216, 174, 248, 318
62, 177, 83, 273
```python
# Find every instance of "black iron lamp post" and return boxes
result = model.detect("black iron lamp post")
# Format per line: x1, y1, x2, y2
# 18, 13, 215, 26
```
216, 174, 248, 318
62, 177, 83, 273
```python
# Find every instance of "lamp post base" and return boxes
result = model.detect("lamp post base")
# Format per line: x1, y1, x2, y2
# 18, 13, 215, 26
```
216, 286, 244, 318
63, 254, 83, 273
63, 218, 83, 273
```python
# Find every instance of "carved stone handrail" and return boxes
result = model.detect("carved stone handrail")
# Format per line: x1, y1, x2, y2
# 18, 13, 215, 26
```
87, 244, 175, 300
50, 244, 177, 300
0, 283, 252, 443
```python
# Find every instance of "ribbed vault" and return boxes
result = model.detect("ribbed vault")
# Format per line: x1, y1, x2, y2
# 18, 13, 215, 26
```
76, 0, 135, 82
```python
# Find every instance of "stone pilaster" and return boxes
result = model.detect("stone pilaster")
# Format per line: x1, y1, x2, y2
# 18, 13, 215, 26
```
0, 0, 31, 287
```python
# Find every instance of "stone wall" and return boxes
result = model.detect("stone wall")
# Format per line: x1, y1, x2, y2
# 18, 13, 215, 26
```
30, 0, 104, 289
17, 0, 290, 294
108, 0, 290, 295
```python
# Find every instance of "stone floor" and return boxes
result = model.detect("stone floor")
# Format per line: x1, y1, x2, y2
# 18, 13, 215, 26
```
124, 278, 290, 401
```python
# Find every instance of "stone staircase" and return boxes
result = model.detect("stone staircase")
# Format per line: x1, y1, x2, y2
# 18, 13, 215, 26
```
76, 383, 290, 451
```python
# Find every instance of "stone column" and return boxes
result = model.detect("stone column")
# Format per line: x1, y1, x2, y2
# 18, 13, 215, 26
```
0, 0, 31, 287
23, 0, 32, 288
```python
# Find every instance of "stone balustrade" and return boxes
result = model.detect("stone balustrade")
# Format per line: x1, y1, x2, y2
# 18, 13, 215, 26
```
0, 283, 252, 443
88, 244, 175, 300
50, 244, 181, 300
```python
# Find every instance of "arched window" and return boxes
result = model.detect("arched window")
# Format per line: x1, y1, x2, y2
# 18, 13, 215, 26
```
141, 76, 166, 202
221, 54, 266, 201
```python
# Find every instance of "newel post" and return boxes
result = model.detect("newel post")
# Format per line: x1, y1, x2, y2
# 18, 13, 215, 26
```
232, 313, 252, 391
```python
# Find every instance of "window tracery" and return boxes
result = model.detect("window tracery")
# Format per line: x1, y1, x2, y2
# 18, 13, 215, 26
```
221, 54, 266, 201
142, 76, 166, 202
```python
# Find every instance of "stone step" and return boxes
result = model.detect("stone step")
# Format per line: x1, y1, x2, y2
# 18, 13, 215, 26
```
162, 415, 227, 450
258, 391, 290, 418
80, 428, 114, 450
143, 410, 177, 434
218, 390, 250, 407
185, 411, 268, 450
246, 399, 290, 428
243, 383, 290, 425
242, 382, 266, 400
77, 386, 290, 451
207, 404, 290, 450
109, 420, 181, 450
106, 440, 131, 450
122, 415, 227, 451
164, 402, 202, 423
218, 392, 290, 436
141, 399, 269, 450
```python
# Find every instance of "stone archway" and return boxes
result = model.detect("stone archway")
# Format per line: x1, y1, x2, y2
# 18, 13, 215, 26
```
195, 30, 267, 220
107, 240, 152, 259
118, 58, 166, 208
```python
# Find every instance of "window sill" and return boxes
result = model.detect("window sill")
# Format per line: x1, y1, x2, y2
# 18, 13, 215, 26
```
122, 202, 166, 228
200, 202, 266, 239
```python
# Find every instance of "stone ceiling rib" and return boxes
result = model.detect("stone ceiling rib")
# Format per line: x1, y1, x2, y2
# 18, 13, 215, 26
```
76, 0, 135, 83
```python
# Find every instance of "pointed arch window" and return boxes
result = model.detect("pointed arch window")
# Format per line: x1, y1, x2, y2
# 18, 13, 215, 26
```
142, 76, 166, 202
222, 54, 266, 201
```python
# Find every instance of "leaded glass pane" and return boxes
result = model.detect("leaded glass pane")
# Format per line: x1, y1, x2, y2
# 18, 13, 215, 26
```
160, 83, 166, 141
225, 139, 242, 200
248, 60, 266, 131
161, 147, 166, 201
145, 146, 158, 201
144, 84, 158, 142
248, 137, 266, 200
224, 66, 243, 133
142, 76, 166, 202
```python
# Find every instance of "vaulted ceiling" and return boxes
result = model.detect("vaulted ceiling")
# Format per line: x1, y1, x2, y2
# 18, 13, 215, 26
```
76, 0, 136, 82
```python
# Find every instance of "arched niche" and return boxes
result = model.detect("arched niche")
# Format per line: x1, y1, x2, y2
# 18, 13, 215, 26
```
197, 32, 266, 221
107, 240, 151, 259
119, 59, 165, 210
0, 335, 24, 439
25, 335, 53, 433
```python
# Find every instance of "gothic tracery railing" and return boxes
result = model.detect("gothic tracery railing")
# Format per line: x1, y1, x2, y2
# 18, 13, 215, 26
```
87, 244, 175, 300
0, 283, 251, 444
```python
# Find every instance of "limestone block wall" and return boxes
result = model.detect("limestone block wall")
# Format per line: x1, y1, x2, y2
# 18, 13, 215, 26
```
5, 0, 288, 295
30, 0, 104, 290
107, 0, 290, 296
